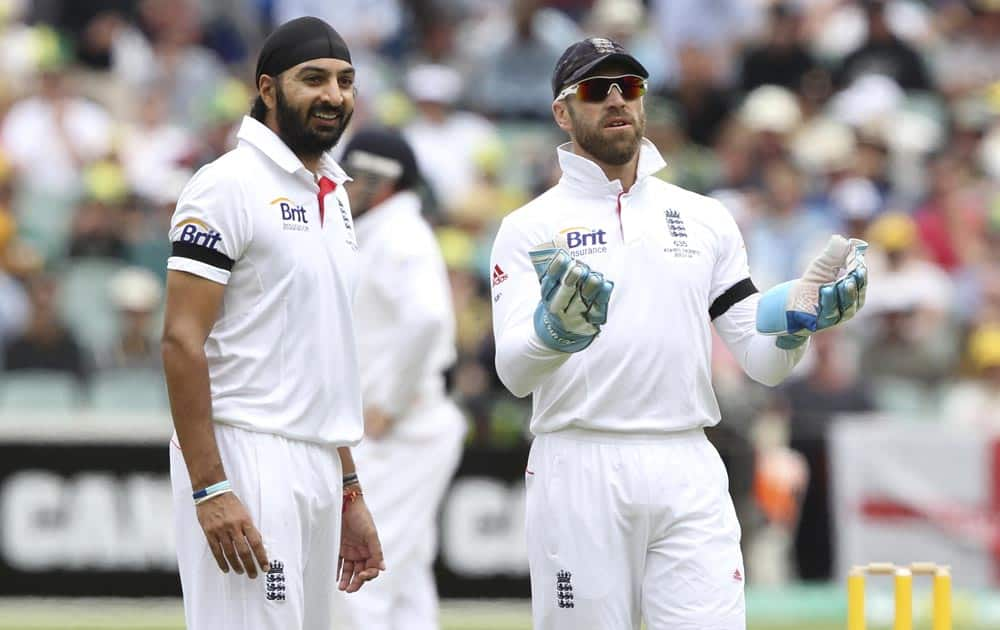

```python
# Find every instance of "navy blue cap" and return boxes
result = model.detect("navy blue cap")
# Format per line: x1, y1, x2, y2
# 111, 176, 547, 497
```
341, 127, 421, 190
551, 37, 649, 98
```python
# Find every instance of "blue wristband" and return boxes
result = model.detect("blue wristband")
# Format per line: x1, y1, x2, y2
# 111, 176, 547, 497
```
192, 480, 231, 501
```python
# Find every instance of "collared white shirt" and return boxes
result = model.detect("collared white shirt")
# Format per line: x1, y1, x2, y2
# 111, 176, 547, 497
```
352, 190, 459, 439
491, 139, 802, 436
167, 116, 363, 446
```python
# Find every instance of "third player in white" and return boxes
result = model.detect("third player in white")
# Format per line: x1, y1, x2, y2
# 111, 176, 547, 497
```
332, 127, 466, 630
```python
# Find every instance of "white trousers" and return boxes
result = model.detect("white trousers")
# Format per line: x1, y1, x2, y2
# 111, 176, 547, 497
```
170, 423, 343, 630
332, 400, 466, 630
525, 428, 746, 630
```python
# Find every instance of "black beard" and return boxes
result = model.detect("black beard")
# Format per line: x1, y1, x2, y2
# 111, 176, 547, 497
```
568, 105, 645, 166
275, 85, 352, 157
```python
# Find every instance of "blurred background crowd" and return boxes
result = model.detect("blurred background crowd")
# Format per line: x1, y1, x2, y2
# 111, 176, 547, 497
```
0, 0, 999, 586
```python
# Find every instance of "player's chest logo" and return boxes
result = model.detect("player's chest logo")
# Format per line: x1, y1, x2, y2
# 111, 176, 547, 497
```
662, 208, 701, 259
272, 197, 311, 232
556, 226, 609, 258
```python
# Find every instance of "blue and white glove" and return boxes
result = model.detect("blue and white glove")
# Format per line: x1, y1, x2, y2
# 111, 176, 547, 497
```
529, 242, 614, 353
756, 235, 868, 349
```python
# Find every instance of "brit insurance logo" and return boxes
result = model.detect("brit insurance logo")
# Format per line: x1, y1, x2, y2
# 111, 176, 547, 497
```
176, 219, 222, 250
558, 226, 608, 257
271, 196, 310, 232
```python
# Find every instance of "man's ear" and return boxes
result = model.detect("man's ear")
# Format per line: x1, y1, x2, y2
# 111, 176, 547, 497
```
552, 100, 573, 134
259, 74, 277, 111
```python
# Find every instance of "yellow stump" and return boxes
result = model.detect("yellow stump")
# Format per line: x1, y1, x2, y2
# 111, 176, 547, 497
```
932, 567, 952, 630
847, 567, 866, 630
894, 568, 913, 630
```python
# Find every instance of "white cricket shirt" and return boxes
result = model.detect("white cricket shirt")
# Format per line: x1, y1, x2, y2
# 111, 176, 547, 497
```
167, 116, 363, 446
352, 190, 460, 439
491, 139, 805, 436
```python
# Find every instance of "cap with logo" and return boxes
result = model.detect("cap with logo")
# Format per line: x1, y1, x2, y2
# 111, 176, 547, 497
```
551, 37, 649, 99
341, 127, 420, 191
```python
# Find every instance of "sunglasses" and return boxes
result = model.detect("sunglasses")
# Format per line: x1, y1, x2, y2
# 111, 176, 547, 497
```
556, 75, 648, 103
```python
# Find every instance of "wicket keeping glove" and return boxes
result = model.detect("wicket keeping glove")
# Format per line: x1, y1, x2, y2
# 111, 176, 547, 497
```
529, 242, 614, 353
756, 235, 868, 349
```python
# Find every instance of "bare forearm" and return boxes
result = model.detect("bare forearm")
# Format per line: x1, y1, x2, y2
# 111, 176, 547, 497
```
338, 447, 356, 477
163, 337, 225, 489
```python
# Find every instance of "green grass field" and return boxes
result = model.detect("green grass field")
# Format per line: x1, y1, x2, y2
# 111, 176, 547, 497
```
0, 598, 993, 630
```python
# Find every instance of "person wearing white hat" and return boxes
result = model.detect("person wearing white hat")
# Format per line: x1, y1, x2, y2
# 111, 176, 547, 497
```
98, 267, 164, 371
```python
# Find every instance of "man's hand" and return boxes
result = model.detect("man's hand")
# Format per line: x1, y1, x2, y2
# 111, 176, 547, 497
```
756, 235, 869, 348
529, 242, 614, 353
363, 406, 394, 440
196, 492, 269, 578
338, 497, 385, 593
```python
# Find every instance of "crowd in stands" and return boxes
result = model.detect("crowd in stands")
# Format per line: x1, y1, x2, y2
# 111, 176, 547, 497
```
1, 0, 999, 581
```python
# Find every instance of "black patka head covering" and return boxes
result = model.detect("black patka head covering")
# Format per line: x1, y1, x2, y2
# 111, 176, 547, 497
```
255, 17, 352, 84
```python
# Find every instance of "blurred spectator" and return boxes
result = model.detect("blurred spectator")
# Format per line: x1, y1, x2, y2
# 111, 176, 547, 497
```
649, 0, 764, 86
272, 0, 404, 53
647, 96, 719, 194
184, 79, 249, 169
403, 64, 500, 215
0, 205, 28, 355
829, 176, 884, 238
740, 2, 822, 95
912, 152, 986, 272
123, 169, 188, 281
467, 0, 568, 120
67, 161, 130, 261
30, 0, 135, 70
96, 267, 162, 371
859, 212, 960, 411
930, 1, 1000, 97
110, 0, 227, 127
3, 273, 90, 383
954, 203, 1000, 324
0, 46, 113, 196
788, 116, 857, 183
746, 157, 837, 290
585, 0, 667, 89
449, 138, 529, 229
806, 0, 937, 65
941, 323, 1000, 432
118, 86, 197, 202
737, 84, 803, 164
834, 0, 933, 92
657, 44, 736, 147
779, 330, 875, 581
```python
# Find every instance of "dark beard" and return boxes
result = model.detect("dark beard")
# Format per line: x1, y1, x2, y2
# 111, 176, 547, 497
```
568, 105, 645, 166
275, 85, 352, 157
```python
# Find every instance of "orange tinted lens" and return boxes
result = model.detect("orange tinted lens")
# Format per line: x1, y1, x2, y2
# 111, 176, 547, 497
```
575, 76, 646, 102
